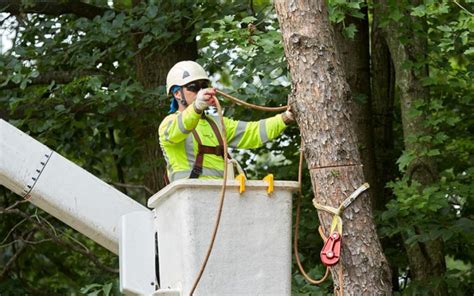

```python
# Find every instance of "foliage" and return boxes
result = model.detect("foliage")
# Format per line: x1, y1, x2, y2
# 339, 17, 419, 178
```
328, 0, 366, 38
198, 4, 299, 181
0, 0, 206, 293
376, 0, 474, 294
80, 280, 118, 296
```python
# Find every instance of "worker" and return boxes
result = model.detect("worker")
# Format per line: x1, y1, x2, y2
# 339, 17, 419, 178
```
159, 60, 294, 183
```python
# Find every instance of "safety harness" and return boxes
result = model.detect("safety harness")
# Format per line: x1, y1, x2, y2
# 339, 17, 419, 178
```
189, 115, 228, 179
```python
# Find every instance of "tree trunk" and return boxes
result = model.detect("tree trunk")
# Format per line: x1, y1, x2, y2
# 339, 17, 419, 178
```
374, 1, 447, 294
371, 5, 401, 291
131, 0, 197, 192
275, 1, 392, 294
332, 11, 382, 209
370, 6, 398, 211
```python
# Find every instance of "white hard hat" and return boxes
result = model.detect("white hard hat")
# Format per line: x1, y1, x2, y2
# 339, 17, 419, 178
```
166, 61, 210, 95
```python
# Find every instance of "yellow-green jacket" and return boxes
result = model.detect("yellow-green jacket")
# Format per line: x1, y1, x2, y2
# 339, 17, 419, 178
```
159, 102, 288, 182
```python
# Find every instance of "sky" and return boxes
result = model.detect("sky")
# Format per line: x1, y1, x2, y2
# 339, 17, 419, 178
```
1, 13, 14, 53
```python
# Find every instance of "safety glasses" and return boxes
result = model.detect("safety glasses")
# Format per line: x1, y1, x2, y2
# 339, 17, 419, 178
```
184, 81, 209, 93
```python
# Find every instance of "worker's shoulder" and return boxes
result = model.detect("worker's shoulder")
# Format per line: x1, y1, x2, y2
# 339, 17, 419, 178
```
159, 113, 178, 131
160, 113, 178, 125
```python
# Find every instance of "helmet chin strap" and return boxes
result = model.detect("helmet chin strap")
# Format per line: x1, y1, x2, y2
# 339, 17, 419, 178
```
178, 88, 188, 108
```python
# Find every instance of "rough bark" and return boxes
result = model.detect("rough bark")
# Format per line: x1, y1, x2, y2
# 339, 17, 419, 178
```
332, 11, 382, 209
374, 1, 447, 294
275, 1, 392, 294
131, 0, 197, 192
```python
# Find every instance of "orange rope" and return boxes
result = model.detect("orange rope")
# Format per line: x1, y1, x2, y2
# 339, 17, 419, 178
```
216, 89, 288, 112
190, 90, 287, 294
188, 98, 228, 295
295, 143, 346, 292
294, 143, 331, 284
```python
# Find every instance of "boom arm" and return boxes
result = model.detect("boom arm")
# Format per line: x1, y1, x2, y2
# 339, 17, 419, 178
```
0, 119, 150, 254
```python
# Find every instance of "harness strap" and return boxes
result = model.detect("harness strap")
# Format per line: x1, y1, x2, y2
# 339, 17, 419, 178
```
189, 116, 227, 179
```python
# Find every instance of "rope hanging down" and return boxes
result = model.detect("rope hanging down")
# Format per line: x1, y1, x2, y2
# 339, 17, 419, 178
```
294, 143, 370, 294
294, 145, 330, 284
189, 91, 288, 295
188, 96, 228, 296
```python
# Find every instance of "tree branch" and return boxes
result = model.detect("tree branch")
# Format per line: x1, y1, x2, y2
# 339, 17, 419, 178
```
1, 70, 118, 90
0, 13, 13, 26
0, 1, 113, 19
108, 128, 128, 195
0, 230, 34, 281
0, 208, 119, 273
454, 0, 474, 16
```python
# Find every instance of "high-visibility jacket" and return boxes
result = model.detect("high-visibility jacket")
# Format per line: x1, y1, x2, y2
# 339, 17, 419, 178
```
159, 102, 288, 182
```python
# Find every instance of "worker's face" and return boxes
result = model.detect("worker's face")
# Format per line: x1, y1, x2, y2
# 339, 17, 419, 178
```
174, 80, 209, 106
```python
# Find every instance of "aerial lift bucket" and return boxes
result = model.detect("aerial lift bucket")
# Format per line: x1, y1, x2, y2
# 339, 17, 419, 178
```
145, 179, 299, 296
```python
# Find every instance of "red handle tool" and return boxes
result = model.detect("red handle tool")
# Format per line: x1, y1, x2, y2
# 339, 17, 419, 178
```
320, 232, 341, 266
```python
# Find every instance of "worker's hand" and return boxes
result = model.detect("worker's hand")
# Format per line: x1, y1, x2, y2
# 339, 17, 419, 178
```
281, 107, 295, 124
194, 88, 217, 112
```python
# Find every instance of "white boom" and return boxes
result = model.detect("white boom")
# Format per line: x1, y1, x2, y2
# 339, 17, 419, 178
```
0, 119, 150, 254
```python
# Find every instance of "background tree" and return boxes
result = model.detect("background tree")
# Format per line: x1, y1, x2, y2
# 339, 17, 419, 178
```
374, 1, 474, 294
375, 1, 448, 294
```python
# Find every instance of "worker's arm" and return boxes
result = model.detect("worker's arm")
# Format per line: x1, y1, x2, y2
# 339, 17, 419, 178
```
224, 114, 288, 149
159, 103, 202, 144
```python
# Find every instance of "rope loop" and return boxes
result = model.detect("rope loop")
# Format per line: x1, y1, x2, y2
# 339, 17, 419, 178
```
295, 141, 370, 291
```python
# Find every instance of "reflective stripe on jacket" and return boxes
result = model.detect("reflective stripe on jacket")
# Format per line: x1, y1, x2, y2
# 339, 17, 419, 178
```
158, 102, 288, 182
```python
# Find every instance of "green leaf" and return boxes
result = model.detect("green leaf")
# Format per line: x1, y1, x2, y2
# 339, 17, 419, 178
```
103, 282, 113, 296
223, 15, 235, 23
30, 70, 40, 78
427, 149, 440, 156
20, 78, 30, 90
80, 284, 102, 293
11, 73, 22, 84
147, 5, 158, 18
54, 104, 66, 112
397, 152, 415, 171
201, 27, 215, 34
353, 93, 368, 104
463, 47, 474, 55
436, 25, 452, 32
389, 9, 404, 21
441, 230, 454, 241
343, 23, 357, 39
241, 16, 257, 24
411, 5, 427, 17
